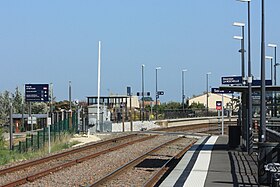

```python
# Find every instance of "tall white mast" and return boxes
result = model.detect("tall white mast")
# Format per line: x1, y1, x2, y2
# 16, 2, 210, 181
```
97, 41, 101, 132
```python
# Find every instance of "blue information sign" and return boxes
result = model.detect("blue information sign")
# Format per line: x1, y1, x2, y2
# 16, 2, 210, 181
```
221, 76, 242, 85
252, 80, 272, 86
211, 88, 233, 94
25, 84, 49, 102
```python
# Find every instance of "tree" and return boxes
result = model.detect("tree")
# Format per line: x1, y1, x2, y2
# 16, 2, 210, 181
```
0, 91, 11, 124
189, 102, 205, 109
28, 102, 48, 114
12, 87, 23, 114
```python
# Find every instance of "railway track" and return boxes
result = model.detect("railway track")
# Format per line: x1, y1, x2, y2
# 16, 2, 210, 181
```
90, 137, 195, 187
1, 122, 225, 186
153, 122, 230, 135
0, 134, 157, 187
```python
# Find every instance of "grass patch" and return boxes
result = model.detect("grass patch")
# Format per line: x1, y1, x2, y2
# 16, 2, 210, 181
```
0, 133, 80, 166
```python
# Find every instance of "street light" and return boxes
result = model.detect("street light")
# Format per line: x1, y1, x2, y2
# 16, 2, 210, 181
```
69, 81, 72, 111
265, 56, 273, 81
266, 56, 274, 118
260, 0, 266, 143
155, 67, 161, 120
233, 22, 246, 84
141, 64, 145, 121
237, 0, 252, 154
206, 72, 211, 116
182, 69, 187, 111
268, 43, 277, 85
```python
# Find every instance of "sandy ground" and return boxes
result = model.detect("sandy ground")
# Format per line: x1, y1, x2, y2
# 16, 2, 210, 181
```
70, 121, 160, 147
70, 134, 101, 147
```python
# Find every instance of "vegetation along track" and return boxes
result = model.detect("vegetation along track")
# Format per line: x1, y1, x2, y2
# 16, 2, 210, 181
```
0, 133, 157, 187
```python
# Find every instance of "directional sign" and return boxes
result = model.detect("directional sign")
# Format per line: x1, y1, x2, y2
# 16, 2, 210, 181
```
25, 84, 49, 102
221, 76, 242, 85
157, 91, 164, 95
211, 88, 233, 94
216, 101, 222, 110
252, 80, 272, 86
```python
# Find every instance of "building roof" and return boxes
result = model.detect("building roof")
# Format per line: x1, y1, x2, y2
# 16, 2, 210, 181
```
11, 114, 48, 119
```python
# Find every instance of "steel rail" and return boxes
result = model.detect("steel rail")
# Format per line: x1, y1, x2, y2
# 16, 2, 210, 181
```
154, 121, 233, 132
143, 141, 195, 187
0, 133, 137, 176
2, 135, 157, 187
90, 137, 183, 187
154, 123, 210, 132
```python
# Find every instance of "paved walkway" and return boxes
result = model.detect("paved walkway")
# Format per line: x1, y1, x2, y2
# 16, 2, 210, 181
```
160, 136, 259, 187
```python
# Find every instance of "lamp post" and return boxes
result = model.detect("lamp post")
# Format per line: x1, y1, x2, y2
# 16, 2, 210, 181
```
265, 56, 273, 81
233, 22, 246, 83
155, 67, 161, 120
206, 72, 211, 116
266, 56, 273, 118
69, 81, 72, 111
233, 22, 247, 151
141, 64, 145, 121
182, 69, 187, 111
268, 43, 278, 118
268, 44, 277, 85
260, 0, 266, 143
237, 0, 252, 154
9, 96, 13, 150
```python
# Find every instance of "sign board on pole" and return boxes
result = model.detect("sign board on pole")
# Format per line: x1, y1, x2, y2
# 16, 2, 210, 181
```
47, 117, 52, 126
25, 84, 49, 102
252, 80, 272, 86
157, 91, 164, 95
127, 86, 131, 96
28, 116, 37, 124
221, 76, 242, 85
211, 88, 233, 94
216, 101, 222, 110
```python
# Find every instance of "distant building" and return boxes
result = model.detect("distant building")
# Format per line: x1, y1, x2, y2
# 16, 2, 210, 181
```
188, 93, 233, 109
87, 95, 139, 109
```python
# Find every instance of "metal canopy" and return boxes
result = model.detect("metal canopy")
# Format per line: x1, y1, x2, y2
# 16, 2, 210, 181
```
219, 85, 280, 92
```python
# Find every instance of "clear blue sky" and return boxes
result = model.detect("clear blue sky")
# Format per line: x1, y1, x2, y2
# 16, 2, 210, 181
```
0, 1, 280, 102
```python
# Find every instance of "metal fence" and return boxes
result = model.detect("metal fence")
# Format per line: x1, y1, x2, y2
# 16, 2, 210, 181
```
13, 112, 78, 153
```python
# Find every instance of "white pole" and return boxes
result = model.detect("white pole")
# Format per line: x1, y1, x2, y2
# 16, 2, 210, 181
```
48, 124, 51, 153
222, 94, 224, 135
97, 41, 101, 132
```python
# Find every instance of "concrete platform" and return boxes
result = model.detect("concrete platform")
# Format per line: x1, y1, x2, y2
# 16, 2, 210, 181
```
160, 136, 258, 187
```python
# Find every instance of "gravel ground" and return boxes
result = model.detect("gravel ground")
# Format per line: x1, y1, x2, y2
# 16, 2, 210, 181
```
22, 134, 184, 187
0, 134, 147, 186
102, 138, 194, 187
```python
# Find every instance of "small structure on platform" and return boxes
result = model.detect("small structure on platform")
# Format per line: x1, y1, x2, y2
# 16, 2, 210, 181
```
87, 104, 112, 133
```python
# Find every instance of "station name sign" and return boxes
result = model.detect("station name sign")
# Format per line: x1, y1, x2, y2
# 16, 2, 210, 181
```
25, 84, 49, 102
252, 80, 272, 86
211, 88, 233, 94
221, 76, 242, 85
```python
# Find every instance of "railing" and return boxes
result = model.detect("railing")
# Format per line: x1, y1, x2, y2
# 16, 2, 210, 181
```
266, 128, 280, 142
13, 112, 78, 153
